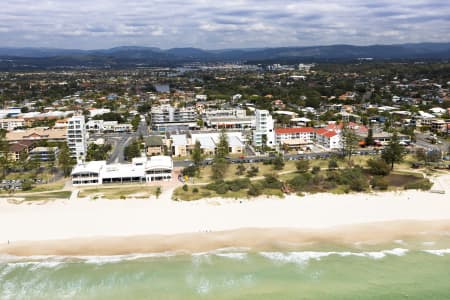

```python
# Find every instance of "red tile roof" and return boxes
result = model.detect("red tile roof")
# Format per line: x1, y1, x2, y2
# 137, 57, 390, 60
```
315, 128, 329, 135
275, 127, 315, 134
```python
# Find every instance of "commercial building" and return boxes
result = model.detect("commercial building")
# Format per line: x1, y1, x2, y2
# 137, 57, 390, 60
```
170, 132, 245, 157
67, 116, 87, 161
151, 105, 197, 131
203, 109, 254, 129
86, 120, 132, 133
71, 156, 173, 186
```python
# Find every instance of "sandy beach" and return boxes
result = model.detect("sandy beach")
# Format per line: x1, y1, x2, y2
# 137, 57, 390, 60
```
1, 174, 450, 255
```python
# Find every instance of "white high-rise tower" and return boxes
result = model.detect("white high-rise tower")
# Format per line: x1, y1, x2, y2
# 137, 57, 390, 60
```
253, 109, 275, 148
67, 115, 87, 162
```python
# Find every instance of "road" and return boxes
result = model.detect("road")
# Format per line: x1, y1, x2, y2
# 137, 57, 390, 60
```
104, 118, 150, 164
415, 132, 449, 154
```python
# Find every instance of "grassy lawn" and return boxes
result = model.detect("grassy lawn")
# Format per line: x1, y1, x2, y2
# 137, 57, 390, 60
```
78, 186, 157, 199
27, 180, 66, 193
21, 191, 72, 201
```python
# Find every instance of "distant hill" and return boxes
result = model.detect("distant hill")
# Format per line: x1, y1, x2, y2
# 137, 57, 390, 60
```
1, 43, 450, 70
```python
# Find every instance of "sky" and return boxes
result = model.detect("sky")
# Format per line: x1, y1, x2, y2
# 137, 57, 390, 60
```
1, 0, 450, 49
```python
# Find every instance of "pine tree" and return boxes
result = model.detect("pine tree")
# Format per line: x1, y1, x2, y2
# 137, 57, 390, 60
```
216, 129, 229, 159
191, 140, 203, 167
0, 129, 10, 178
365, 127, 374, 146
341, 124, 359, 161
58, 143, 75, 177
382, 132, 405, 170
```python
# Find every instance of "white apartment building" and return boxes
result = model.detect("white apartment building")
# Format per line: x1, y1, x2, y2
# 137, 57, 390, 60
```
0, 118, 25, 130
315, 129, 342, 150
151, 105, 197, 124
67, 115, 87, 161
253, 109, 275, 148
275, 127, 316, 146
203, 109, 254, 129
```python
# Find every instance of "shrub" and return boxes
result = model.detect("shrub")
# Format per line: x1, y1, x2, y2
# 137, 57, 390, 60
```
338, 167, 365, 186
311, 174, 324, 185
296, 160, 310, 173
236, 164, 246, 176
182, 166, 197, 177
371, 176, 389, 190
328, 159, 338, 170
367, 159, 391, 176
215, 182, 229, 194
404, 179, 433, 190
264, 174, 283, 189
272, 156, 285, 170
311, 166, 321, 174
349, 176, 369, 192
192, 187, 199, 193
246, 166, 259, 177
247, 184, 262, 196
182, 184, 188, 192
288, 173, 312, 191
201, 191, 211, 197
228, 178, 251, 191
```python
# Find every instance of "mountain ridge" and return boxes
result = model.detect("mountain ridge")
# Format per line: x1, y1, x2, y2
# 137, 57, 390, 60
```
1, 42, 450, 69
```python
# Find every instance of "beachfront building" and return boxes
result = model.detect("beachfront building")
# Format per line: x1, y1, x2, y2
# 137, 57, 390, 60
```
71, 156, 173, 186
315, 129, 342, 150
253, 109, 275, 149
67, 115, 87, 161
275, 127, 315, 149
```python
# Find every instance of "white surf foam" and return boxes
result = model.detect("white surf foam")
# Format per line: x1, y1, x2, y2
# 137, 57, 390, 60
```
423, 249, 450, 256
215, 252, 248, 260
259, 248, 409, 264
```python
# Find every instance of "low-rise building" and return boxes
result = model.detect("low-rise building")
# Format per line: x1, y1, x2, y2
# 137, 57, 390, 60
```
6, 141, 35, 161
145, 136, 165, 156
6, 127, 66, 143
0, 118, 25, 130
315, 129, 341, 150
29, 147, 59, 161
171, 134, 188, 157
71, 156, 173, 186
275, 127, 315, 149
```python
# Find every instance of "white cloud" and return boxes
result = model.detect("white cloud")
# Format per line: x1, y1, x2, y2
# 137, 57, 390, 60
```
0, 0, 449, 49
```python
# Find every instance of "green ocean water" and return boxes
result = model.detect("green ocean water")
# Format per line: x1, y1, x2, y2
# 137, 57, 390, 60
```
1, 239, 450, 300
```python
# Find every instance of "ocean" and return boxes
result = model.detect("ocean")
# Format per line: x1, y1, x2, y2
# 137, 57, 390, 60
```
1, 238, 450, 299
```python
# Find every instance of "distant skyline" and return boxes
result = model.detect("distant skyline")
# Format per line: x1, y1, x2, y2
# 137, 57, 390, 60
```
1, 0, 450, 50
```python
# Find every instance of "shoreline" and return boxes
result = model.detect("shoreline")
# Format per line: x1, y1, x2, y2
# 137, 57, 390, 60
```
1, 220, 450, 256
1, 174, 450, 256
